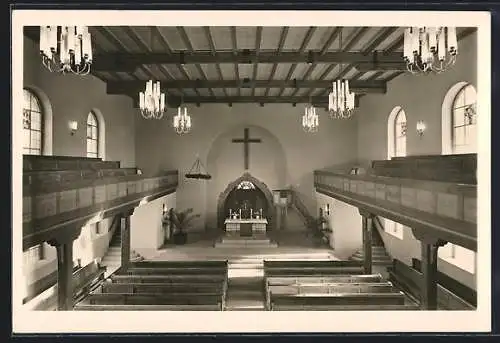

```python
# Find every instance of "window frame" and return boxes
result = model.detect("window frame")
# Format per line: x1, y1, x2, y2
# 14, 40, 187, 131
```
451, 84, 477, 154
23, 89, 44, 155
86, 111, 99, 158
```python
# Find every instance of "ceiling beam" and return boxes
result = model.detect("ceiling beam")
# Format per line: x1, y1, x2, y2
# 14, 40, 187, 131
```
277, 26, 317, 97
106, 79, 387, 95
264, 26, 289, 97
90, 50, 405, 72
203, 27, 228, 97
251, 26, 263, 97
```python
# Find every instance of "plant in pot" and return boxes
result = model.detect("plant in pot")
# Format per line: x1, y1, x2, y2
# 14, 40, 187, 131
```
163, 208, 200, 245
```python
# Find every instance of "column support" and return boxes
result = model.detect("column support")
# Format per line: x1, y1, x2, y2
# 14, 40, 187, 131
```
121, 208, 135, 271
412, 229, 447, 310
47, 226, 82, 311
359, 210, 374, 275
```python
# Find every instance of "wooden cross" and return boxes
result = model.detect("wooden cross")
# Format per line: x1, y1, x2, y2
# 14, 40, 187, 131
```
231, 128, 262, 170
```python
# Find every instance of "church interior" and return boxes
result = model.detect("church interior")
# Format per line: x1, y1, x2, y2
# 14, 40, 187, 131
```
18, 23, 480, 315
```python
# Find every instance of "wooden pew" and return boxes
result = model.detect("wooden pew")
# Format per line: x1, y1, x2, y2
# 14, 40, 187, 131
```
72, 261, 107, 304
266, 274, 384, 286
23, 264, 80, 305
100, 282, 225, 295
74, 303, 221, 311
388, 259, 475, 310
110, 274, 226, 284
266, 282, 396, 310
270, 292, 407, 311
118, 267, 227, 276
79, 292, 223, 310
264, 260, 364, 277
412, 258, 477, 307
128, 260, 228, 269
23, 155, 121, 171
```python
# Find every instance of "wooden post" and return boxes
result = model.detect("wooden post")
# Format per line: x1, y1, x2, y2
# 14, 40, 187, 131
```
412, 229, 446, 310
121, 209, 134, 271
362, 214, 373, 275
55, 243, 73, 310
48, 226, 82, 311
420, 241, 439, 310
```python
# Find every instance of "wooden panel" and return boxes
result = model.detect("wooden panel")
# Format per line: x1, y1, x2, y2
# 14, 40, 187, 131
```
23, 155, 120, 171
371, 154, 477, 184
411, 258, 476, 307
315, 185, 476, 251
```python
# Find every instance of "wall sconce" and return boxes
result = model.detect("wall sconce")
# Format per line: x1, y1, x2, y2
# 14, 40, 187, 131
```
68, 120, 78, 135
416, 120, 426, 137
325, 203, 330, 216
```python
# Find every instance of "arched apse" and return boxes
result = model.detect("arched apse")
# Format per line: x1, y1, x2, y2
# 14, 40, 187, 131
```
24, 85, 53, 155
205, 124, 287, 230
216, 172, 274, 230
90, 107, 106, 160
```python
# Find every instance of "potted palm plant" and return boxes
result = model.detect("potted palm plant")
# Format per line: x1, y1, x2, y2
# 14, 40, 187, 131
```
162, 208, 200, 245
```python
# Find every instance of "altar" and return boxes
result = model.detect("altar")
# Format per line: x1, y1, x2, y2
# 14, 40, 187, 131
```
224, 218, 268, 237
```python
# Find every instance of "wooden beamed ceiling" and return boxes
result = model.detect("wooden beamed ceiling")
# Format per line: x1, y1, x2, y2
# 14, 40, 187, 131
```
24, 26, 477, 107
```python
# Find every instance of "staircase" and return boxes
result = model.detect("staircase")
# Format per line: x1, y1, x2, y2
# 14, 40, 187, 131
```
100, 221, 144, 277
349, 218, 392, 267
100, 228, 122, 277
350, 246, 392, 267
214, 234, 278, 248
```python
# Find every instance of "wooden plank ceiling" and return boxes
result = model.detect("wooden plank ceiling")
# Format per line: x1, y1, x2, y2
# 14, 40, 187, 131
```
26, 26, 476, 107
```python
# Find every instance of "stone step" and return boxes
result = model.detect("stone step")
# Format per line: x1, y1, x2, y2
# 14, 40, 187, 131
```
215, 242, 279, 248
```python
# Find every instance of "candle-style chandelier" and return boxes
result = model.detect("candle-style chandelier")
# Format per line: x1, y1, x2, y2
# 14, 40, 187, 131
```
328, 79, 356, 119
39, 26, 93, 75
173, 103, 192, 134
139, 80, 166, 119
403, 27, 458, 75
328, 28, 356, 119
302, 101, 319, 133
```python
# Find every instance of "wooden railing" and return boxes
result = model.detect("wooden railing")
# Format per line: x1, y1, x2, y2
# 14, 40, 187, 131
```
22, 155, 179, 250
314, 155, 477, 252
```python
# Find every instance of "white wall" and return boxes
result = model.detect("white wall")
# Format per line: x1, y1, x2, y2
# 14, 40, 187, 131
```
131, 193, 177, 250
316, 192, 363, 259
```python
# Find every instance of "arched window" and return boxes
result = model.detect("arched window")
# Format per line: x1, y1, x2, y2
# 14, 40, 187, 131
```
23, 89, 43, 155
385, 106, 407, 239
451, 84, 477, 154
237, 181, 256, 190
387, 106, 407, 159
86, 111, 99, 158
394, 108, 407, 157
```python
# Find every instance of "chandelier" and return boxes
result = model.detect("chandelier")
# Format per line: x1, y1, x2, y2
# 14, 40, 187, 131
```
404, 27, 458, 74
39, 26, 92, 75
328, 79, 356, 119
302, 104, 319, 133
173, 105, 191, 134
328, 28, 356, 119
139, 80, 166, 119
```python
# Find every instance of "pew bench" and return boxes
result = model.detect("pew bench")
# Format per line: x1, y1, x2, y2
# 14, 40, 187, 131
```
117, 267, 227, 276
388, 259, 476, 310
264, 260, 365, 277
99, 281, 225, 295
80, 292, 224, 310
265, 274, 384, 286
110, 274, 227, 284
269, 292, 407, 311
73, 261, 107, 303
128, 260, 228, 268
266, 282, 396, 310
74, 303, 221, 311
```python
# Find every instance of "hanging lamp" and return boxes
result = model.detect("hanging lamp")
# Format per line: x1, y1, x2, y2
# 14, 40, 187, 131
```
185, 154, 211, 180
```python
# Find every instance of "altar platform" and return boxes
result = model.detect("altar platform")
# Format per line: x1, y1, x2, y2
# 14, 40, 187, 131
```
224, 218, 268, 237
